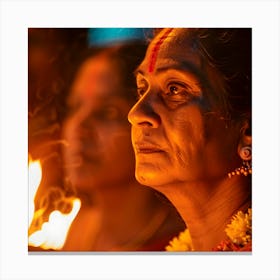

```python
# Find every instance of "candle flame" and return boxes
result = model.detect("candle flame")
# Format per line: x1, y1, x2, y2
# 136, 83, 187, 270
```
28, 155, 81, 250
28, 199, 81, 250
28, 157, 42, 227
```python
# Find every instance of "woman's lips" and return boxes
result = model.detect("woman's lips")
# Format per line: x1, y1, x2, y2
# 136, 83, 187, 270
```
134, 142, 164, 154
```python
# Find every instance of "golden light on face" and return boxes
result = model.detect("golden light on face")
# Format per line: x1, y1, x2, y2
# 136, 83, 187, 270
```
128, 29, 240, 187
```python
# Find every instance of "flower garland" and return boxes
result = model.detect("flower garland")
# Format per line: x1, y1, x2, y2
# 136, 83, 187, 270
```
166, 208, 252, 252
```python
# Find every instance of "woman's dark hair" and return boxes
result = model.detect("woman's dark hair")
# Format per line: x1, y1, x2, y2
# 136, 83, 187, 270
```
195, 28, 252, 122
154, 28, 252, 123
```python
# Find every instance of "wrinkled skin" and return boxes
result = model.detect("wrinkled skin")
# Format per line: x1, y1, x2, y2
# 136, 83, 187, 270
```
128, 29, 241, 188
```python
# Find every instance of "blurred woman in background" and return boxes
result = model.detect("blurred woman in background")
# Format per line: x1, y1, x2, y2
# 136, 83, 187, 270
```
30, 41, 185, 251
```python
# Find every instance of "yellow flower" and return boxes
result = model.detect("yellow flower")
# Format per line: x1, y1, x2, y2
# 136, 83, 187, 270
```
165, 229, 194, 251
225, 208, 252, 245
165, 208, 252, 251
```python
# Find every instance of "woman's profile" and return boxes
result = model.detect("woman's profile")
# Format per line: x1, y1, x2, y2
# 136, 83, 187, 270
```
128, 28, 252, 251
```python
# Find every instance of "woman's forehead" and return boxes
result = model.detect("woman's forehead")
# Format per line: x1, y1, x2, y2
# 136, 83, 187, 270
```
142, 28, 202, 74
136, 28, 227, 111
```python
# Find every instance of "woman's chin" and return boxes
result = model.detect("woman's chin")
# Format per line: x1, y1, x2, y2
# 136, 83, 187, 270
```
135, 169, 169, 188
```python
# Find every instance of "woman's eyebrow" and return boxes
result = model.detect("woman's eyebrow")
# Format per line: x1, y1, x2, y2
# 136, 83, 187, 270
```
134, 61, 207, 90
155, 61, 201, 76
134, 60, 201, 75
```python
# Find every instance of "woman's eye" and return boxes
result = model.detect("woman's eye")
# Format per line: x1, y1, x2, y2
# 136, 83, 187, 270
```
136, 86, 147, 98
162, 82, 202, 108
165, 83, 190, 99
168, 85, 182, 95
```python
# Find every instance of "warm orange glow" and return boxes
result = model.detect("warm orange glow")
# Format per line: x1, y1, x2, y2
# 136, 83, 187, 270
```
28, 154, 81, 250
28, 199, 81, 250
28, 156, 42, 227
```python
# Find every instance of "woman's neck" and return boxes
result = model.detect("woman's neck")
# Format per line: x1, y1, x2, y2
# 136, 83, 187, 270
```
157, 175, 251, 251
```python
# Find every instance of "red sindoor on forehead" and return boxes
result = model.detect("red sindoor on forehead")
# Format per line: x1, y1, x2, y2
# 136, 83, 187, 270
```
148, 28, 174, 73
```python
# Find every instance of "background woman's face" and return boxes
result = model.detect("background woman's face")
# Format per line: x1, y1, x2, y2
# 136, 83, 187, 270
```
62, 55, 136, 191
128, 29, 240, 187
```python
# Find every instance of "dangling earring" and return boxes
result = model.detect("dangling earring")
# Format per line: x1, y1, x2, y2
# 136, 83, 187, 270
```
228, 146, 252, 178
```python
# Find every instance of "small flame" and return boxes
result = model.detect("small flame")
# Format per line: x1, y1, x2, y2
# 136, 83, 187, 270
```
28, 156, 42, 227
28, 199, 81, 250
28, 154, 81, 250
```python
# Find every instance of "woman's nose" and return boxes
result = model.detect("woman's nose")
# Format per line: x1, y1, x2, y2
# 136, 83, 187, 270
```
128, 93, 161, 128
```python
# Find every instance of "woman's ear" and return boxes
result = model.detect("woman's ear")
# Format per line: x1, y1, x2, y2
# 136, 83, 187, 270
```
237, 120, 252, 160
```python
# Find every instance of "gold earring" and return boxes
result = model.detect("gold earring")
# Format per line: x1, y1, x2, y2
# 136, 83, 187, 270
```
228, 147, 252, 178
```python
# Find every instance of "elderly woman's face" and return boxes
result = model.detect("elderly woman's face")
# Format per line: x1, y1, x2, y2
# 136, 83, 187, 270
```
128, 29, 240, 187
